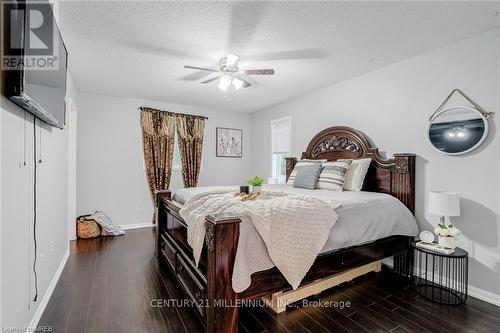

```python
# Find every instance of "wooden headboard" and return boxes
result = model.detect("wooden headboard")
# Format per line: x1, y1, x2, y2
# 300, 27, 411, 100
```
285, 126, 415, 213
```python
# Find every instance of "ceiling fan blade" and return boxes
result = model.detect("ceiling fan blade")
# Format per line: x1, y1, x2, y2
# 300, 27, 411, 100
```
241, 69, 275, 75
243, 49, 327, 61
180, 71, 212, 81
184, 65, 219, 73
123, 41, 200, 59
236, 76, 252, 88
200, 76, 221, 84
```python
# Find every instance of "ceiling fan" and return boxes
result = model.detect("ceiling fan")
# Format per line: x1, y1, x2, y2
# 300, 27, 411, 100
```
184, 54, 275, 92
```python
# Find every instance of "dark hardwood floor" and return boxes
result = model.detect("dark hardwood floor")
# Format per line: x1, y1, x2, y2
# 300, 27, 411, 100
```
38, 228, 500, 333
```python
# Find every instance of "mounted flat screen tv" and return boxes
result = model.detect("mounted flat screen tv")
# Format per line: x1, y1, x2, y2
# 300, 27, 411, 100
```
5, 0, 68, 129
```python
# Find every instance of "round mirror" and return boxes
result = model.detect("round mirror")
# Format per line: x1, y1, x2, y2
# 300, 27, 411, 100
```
427, 107, 490, 155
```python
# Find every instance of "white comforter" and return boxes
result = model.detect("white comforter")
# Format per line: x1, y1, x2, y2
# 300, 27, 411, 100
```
179, 189, 340, 290
174, 185, 419, 292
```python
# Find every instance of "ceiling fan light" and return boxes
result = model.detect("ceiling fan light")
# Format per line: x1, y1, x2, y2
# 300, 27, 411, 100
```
232, 77, 244, 90
218, 75, 232, 91
219, 74, 232, 89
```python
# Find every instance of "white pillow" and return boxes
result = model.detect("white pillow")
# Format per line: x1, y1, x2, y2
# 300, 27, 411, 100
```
339, 158, 371, 191
317, 160, 352, 191
286, 159, 325, 185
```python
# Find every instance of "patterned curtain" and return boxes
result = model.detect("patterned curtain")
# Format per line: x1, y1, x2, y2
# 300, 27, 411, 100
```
176, 115, 206, 188
141, 108, 176, 223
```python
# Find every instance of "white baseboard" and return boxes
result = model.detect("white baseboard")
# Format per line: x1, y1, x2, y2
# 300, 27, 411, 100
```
121, 222, 155, 230
26, 247, 70, 333
469, 285, 500, 307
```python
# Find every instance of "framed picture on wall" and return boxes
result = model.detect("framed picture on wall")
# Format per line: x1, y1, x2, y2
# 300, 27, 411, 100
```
216, 127, 243, 158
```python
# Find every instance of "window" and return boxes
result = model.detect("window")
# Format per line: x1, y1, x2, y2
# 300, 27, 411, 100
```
172, 130, 181, 170
142, 130, 191, 172
271, 117, 291, 183
171, 130, 203, 171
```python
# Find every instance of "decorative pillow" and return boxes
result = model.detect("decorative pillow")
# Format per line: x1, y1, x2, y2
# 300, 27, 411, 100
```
317, 160, 352, 191
293, 165, 322, 190
286, 159, 325, 185
339, 158, 371, 191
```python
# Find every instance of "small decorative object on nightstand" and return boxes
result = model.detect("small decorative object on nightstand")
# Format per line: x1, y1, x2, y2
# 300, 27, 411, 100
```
412, 241, 468, 305
419, 230, 434, 244
428, 191, 461, 250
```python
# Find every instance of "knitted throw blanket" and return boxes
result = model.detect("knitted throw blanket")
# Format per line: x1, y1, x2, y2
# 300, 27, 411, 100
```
179, 189, 340, 290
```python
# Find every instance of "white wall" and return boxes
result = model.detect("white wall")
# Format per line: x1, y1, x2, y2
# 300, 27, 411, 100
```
0, 71, 79, 328
251, 29, 500, 301
76, 93, 252, 226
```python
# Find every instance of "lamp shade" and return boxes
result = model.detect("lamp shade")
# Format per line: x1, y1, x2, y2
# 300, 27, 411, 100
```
428, 191, 460, 217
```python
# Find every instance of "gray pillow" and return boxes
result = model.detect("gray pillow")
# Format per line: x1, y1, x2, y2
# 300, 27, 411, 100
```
293, 164, 322, 189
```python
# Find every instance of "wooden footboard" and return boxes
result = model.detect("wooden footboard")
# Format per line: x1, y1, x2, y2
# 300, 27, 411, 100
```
205, 214, 241, 333
155, 190, 242, 332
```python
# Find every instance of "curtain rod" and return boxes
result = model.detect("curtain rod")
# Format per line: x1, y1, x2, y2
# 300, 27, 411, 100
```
139, 106, 208, 120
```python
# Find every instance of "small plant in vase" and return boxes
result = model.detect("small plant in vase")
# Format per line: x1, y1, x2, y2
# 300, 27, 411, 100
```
247, 176, 264, 193
434, 223, 461, 249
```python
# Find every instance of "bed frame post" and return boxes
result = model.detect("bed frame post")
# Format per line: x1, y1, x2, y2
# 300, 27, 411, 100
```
393, 154, 416, 214
285, 157, 298, 182
205, 213, 241, 333
154, 190, 171, 257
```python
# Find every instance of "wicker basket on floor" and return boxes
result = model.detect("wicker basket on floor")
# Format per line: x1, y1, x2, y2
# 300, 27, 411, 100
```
76, 215, 101, 239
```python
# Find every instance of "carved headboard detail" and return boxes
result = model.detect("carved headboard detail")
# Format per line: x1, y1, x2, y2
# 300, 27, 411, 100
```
310, 135, 362, 158
285, 126, 415, 213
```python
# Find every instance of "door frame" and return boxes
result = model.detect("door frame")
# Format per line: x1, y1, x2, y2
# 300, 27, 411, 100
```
66, 97, 78, 241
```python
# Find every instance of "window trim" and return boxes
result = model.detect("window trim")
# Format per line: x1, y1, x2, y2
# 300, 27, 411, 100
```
270, 116, 291, 182
172, 130, 181, 171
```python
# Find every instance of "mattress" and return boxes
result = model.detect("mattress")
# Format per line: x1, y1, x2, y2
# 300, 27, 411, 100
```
173, 184, 418, 252
173, 184, 419, 292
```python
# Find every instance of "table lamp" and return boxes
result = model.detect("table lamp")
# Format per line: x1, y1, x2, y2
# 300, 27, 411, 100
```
428, 191, 461, 224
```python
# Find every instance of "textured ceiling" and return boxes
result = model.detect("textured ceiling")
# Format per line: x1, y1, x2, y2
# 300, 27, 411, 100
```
58, 1, 500, 112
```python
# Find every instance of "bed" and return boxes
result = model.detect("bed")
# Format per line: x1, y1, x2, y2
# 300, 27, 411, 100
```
155, 126, 417, 333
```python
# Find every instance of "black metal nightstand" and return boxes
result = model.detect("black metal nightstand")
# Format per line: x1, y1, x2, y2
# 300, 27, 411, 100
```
411, 241, 468, 305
